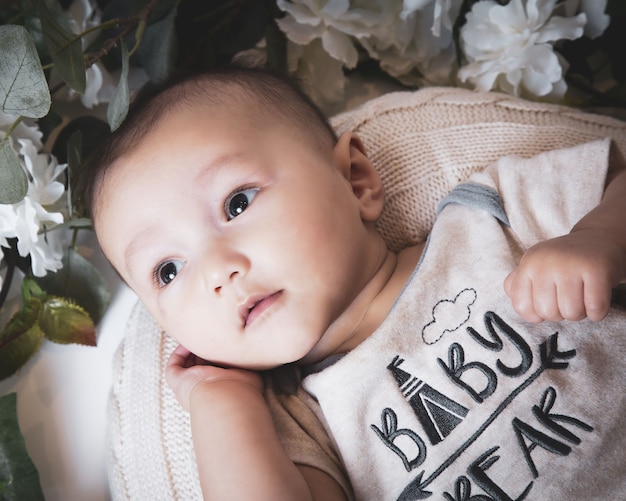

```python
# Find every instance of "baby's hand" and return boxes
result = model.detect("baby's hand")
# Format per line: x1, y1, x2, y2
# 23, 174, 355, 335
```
504, 229, 625, 323
165, 345, 263, 412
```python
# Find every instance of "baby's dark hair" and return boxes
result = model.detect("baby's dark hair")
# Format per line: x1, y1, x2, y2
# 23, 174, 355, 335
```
80, 66, 337, 218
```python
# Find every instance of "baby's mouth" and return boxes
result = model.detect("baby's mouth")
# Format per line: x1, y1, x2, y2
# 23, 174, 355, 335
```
240, 291, 283, 328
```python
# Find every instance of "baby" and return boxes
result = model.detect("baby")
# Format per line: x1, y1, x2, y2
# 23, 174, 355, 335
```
84, 67, 626, 500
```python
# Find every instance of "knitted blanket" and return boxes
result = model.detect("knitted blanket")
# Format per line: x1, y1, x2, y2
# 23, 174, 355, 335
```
107, 86, 626, 500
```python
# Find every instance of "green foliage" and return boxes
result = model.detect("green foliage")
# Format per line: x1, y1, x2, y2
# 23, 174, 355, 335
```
135, 5, 178, 81
0, 23, 50, 205
0, 296, 44, 381
35, 248, 110, 324
39, 297, 96, 346
107, 41, 130, 131
0, 24, 51, 119
39, 1, 86, 94
0, 393, 44, 501
0, 139, 27, 205
0, 277, 97, 380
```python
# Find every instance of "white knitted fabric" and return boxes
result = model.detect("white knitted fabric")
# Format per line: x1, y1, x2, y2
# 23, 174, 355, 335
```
107, 86, 626, 500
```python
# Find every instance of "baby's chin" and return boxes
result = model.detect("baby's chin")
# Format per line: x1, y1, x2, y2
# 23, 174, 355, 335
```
194, 356, 288, 372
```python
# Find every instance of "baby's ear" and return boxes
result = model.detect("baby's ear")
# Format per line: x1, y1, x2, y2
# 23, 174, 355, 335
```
333, 132, 384, 222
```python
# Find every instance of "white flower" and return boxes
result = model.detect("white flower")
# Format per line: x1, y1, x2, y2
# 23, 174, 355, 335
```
0, 111, 43, 151
557, 0, 609, 39
56, 0, 117, 108
287, 39, 347, 109
458, 0, 586, 99
0, 204, 19, 250
14, 140, 66, 276
360, 0, 463, 85
0, 131, 67, 278
276, 0, 376, 69
276, 0, 463, 89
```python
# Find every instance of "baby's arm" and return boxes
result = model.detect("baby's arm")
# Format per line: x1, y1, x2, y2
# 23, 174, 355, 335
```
165, 345, 347, 501
504, 142, 626, 323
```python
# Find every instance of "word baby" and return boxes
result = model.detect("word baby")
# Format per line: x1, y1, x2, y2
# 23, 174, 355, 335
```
374, 293, 594, 500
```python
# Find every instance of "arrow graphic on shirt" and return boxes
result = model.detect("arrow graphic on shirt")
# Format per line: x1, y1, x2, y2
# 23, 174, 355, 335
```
396, 332, 576, 501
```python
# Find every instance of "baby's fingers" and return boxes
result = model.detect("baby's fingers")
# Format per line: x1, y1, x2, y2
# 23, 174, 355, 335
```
504, 271, 544, 323
582, 275, 612, 321
505, 270, 612, 323
505, 270, 580, 322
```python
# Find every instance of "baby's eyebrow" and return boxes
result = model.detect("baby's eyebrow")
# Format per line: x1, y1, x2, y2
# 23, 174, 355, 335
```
123, 228, 155, 278
193, 152, 248, 185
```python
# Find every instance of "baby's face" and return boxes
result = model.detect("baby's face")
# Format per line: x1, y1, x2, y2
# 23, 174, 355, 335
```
95, 104, 377, 369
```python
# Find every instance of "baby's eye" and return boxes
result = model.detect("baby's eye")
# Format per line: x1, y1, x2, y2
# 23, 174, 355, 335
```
154, 259, 184, 287
225, 187, 259, 220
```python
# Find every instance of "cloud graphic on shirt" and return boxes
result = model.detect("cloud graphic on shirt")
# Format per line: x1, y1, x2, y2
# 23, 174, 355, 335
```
422, 288, 478, 345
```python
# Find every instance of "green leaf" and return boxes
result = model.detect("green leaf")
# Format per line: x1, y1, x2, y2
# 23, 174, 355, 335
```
34, 248, 110, 324
39, 1, 86, 94
136, 7, 178, 82
0, 393, 44, 501
0, 299, 44, 381
0, 139, 28, 205
65, 130, 83, 219
40, 296, 96, 346
107, 41, 130, 131
21, 277, 46, 303
0, 25, 51, 118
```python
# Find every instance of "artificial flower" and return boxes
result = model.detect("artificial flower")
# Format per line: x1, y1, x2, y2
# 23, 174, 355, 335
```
359, 0, 463, 85
276, 0, 463, 91
558, 0, 609, 38
288, 38, 347, 109
13, 139, 66, 276
0, 134, 66, 279
0, 111, 43, 151
276, 0, 376, 69
56, 0, 116, 108
457, 0, 586, 99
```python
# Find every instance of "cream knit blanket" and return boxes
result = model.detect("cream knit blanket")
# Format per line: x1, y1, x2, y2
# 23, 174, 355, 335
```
107, 86, 626, 500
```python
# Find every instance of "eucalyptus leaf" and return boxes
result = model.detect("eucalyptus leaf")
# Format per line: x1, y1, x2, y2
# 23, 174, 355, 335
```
40, 297, 96, 346
65, 130, 83, 219
107, 41, 130, 131
0, 25, 51, 118
0, 299, 44, 381
136, 6, 178, 82
0, 139, 28, 205
35, 248, 110, 324
39, 1, 86, 94
0, 393, 44, 501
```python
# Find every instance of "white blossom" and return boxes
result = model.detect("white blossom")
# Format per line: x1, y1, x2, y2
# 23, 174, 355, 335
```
12, 140, 66, 276
287, 39, 347, 109
0, 203, 19, 250
55, 0, 116, 108
360, 0, 463, 85
0, 111, 43, 151
458, 0, 586, 99
0, 120, 67, 278
276, 0, 463, 90
276, 0, 375, 69
558, 0, 609, 39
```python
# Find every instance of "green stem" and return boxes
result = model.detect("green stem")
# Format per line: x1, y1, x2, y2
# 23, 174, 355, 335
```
70, 227, 79, 249
128, 19, 146, 58
3, 116, 24, 140
0, 255, 16, 314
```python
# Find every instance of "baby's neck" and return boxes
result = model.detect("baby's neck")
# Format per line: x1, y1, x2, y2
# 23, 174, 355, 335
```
301, 243, 423, 365
349, 244, 423, 343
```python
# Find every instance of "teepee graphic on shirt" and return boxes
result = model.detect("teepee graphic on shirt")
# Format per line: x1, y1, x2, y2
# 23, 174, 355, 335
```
388, 356, 468, 445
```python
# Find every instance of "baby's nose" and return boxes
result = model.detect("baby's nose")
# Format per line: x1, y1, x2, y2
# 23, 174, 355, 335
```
200, 243, 249, 295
